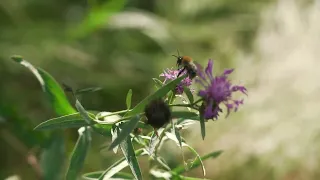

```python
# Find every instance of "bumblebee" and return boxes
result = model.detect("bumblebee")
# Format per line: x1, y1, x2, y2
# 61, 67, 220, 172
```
172, 50, 197, 79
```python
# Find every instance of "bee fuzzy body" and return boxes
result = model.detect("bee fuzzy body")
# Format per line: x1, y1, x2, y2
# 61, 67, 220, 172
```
174, 55, 197, 79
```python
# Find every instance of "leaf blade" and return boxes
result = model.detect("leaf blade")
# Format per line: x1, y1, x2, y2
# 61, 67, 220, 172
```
66, 127, 92, 180
126, 89, 132, 110
34, 113, 96, 130
108, 115, 140, 150
119, 136, 143, 180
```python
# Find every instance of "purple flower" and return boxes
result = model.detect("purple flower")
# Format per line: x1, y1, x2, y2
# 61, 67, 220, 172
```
160, 68, 193, 94
196, 59, 247, 120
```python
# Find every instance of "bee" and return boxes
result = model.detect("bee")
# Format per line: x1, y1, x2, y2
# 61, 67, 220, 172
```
172, 50, 197, 79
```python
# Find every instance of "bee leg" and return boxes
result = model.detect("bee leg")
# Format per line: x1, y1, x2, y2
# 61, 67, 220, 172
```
177, 67, 186, 77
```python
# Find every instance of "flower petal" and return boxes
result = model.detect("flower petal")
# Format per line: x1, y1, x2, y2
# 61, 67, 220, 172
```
223, 69, 234, 76
205, 59, 214, 79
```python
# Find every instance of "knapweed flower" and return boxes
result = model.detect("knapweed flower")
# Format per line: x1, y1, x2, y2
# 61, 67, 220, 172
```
195, 59, 247, 120
160, 68, 193, 94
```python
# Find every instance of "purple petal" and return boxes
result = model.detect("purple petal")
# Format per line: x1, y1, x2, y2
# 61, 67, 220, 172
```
225, 103, 233, 118
198, 90, 207, 98
195, 62, 206, 81
205, 59, 214, 79
232, 85, 248, 95
223, 69, 234, 76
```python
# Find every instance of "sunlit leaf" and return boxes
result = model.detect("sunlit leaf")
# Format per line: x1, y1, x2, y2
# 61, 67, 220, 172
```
11, 55, 75, 116
108, 115, 140, 150
183, 87, 194, 104
40, 134, 65, 180
98, 149, 145, 180
119, 136, 143, 180
172, 150, 223, 175
111, 127, 119, 154
66, 127, 91, 180
34, 113, 96, 130
126, 89, 132, 110
125, 75, 186, 118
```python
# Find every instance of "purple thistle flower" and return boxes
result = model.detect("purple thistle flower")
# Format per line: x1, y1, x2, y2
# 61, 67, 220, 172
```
160, 68, 193, 94
195, 59, 247, 120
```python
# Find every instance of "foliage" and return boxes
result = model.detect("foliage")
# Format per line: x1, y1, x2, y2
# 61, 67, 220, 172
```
12, 56, 232, 179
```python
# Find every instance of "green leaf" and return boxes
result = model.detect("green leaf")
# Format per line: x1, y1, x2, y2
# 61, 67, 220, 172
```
40, 134, 65, 180
126, 89, 132, 110
75, 87, 102, 95
172, 111, 199, 120
71, 0, 126, 38
172, 150, 223, 175
98, 149, 144, 180
125, 75, 187, 118
183, 87, 194, 104
119, 136, 143, 180
11, 55, 75, 116
199, 104, 206, 140
66, 127, 92, 180
34, 113, 97, 130
108, 115, 140, 150
75, 100, 95, 125
91, 124, 113, 137
152, 78, 163, 89
111, 127, 119, 154
83, 171, 134, 180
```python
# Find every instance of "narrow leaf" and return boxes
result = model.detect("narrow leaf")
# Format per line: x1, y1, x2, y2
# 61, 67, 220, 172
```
119, 136, 143, 180
152, 78, 163, 89
183, 87, 194, 104
66, 127, 91, 180
83, 171, 134, 180
174, 127, 183, 149
199, 104, 206, 140
172, 111, 199, 120
98, 149, 144, 180
12, 55, 75, 116
125, 75, 187, 118
75, 87, 102, 95
126, 89, 132, 110
108, 115, 140, 150
172, 150, 223, 175
111, 127, 119, 153
34, 113, 96, 130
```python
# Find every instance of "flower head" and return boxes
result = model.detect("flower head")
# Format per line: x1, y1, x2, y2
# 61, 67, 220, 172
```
160, 68, 193, 94
195, 59, 247, 120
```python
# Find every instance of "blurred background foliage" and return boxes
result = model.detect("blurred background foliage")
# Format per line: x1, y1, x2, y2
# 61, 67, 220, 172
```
1, 0, 319, 179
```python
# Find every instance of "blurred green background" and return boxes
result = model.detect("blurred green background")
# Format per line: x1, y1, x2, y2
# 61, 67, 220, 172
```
1, 0, 320, 179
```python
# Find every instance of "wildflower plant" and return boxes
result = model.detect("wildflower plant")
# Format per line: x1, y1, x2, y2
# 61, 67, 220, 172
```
11, 55, 247, 180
